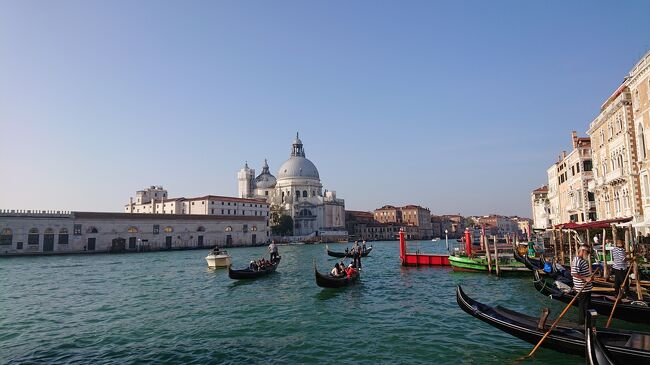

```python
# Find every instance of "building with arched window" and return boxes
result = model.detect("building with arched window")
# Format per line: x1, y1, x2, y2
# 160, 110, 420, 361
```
0, 210, 268, 256
587, 81, 641, 226
628, 51, 650, 234
237, 133, 347, 238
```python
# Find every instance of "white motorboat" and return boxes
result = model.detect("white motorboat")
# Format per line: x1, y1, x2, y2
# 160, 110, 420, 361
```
205, 249, 232, 269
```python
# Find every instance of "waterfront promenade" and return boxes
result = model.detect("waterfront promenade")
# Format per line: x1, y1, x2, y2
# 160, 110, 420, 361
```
0, 241, 620, 365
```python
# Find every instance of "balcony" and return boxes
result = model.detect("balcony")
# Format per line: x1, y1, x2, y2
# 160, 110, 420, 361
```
605, 168, 624, 184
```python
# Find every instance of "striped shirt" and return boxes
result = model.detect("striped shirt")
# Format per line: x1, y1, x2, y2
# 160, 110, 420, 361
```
611, 247, 628, 270
571, 256, 592, 292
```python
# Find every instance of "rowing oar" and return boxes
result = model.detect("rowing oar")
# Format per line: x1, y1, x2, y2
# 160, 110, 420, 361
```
526, 267, 600, 359
605, 258, 635, 328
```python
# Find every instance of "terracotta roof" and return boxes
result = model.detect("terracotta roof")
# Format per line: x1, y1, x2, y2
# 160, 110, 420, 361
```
532, 185, 548, 193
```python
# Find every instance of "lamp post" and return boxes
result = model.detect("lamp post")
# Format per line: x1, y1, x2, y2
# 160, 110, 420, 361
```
445, 229, 449, 252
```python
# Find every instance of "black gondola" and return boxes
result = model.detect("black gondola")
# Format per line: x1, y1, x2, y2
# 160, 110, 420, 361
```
325, 245, 372, 258
314, 266, 359, 288
228, 257, 281, 280
586, 310, 619, 365
456, 285, 650, 363
533, 271, 650, 325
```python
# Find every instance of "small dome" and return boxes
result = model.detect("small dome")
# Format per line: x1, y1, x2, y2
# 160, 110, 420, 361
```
277, 156, 320, 180
255, 159, 277, 189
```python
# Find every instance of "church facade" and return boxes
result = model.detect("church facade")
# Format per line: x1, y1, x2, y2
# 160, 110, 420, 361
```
238, 134, 346, 237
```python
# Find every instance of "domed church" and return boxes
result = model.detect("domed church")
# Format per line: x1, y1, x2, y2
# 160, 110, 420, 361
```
238, 133, 346, 237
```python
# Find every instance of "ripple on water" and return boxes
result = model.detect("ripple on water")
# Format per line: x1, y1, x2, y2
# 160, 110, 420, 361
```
1, 242, 585, 364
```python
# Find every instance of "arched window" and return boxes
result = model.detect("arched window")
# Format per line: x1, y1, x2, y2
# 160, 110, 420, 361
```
312, 190, 316, 197
44, 228, 54, 234
163, 226, 173, 233
225, 226, 233, 232
86, 226, 99, 234
197, 226, 205, 232
0, 228, 12, 246
302, 190, 308, 197
127, 226, 138, 233
251, 226, 257, 232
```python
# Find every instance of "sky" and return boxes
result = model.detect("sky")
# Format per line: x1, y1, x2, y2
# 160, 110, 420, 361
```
1, 1, 649, 217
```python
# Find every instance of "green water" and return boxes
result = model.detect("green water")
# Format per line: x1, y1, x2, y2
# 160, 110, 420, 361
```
0, 241, 619, 364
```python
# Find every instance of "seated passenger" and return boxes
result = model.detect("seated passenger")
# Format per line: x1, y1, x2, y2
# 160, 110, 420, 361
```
345, 264, 357, 278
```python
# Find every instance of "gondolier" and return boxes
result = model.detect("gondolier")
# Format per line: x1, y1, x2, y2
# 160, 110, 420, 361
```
571, 245, 593, 325
611, 238, 630, 298
269, 240, 279, 262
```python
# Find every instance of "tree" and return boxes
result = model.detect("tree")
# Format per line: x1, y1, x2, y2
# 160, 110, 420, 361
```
272, 215, 294, 236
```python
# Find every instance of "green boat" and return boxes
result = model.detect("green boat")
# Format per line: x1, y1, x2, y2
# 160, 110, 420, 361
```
448, 254, 528, 274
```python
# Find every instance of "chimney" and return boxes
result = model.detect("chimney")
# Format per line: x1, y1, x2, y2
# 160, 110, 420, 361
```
571, 131, 578, 148
563, 150, 567, 159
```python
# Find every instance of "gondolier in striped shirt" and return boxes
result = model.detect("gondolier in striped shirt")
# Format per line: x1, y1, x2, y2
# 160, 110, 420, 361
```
612, 238, 630, 298
571, 245, 593, 325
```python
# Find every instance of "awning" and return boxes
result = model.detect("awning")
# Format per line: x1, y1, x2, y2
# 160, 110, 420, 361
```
553, 217, 632, 230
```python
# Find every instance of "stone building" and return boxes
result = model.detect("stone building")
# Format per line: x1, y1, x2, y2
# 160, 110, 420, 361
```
547, 132, 595, 225
587, 84, 641, 225
546, 163, 561, 226
125, 186, 269, 218
237, 134, 346, 238
629, 51, 650, 234
0, 209, 268, 255
530, 185, 551, 230
373, 204, 432, 239
476, 215, 519, 236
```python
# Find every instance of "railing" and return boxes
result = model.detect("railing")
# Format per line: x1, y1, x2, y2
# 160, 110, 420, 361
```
0, 209, 72, 215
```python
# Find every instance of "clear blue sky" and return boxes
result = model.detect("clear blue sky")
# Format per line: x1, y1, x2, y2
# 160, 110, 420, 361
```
1, 1, 649, 217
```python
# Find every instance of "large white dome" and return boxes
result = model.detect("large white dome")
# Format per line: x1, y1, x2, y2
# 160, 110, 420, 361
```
277, 156, 320, 180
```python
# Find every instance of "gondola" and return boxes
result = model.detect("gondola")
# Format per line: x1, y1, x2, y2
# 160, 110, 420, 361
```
513, 250, 574, 285
228, 257, 281, 280
325, 245, 372, 258
456, 285, 650, 363
314, 266, 359, 288
586, 311, 619, 365
533, 271, 650, 325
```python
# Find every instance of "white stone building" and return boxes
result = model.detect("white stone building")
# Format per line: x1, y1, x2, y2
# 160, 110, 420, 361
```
0, 209, 268, 255
238, 134, 346, 237
124, 186, 269, 218
531, 185, 551, 230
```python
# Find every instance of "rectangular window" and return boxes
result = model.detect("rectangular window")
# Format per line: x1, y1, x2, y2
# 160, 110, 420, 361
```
243, 224, 248, 233
73, 224, 82, 236
58, 234, 69, 245
228, 210, 231, 214
16, 242, 23, 250
584, 160, 593, 171
221, 209, 224, 214
153, 225, 160, 234
211, 209, 214, 214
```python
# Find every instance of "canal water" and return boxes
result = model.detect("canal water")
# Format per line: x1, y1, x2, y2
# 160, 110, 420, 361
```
0, 240, 631, 364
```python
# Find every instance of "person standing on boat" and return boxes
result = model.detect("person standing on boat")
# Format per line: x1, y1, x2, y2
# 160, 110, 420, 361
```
571, 245, 593, 325
362, 241, 367, 253
268, 240, 279, 262
612, 239, 631, 298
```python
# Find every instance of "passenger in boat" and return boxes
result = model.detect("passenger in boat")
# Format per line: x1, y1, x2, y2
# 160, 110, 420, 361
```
269, 240, 279, 261
331, 263, 342, 277
362, 241, 367, 253
345, 247, 349, 255
212, 247, 221, 255
571, 245, 593, 325
345, 263, 357, 278
249, 261, 258, 271
612, 239, 631, 298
